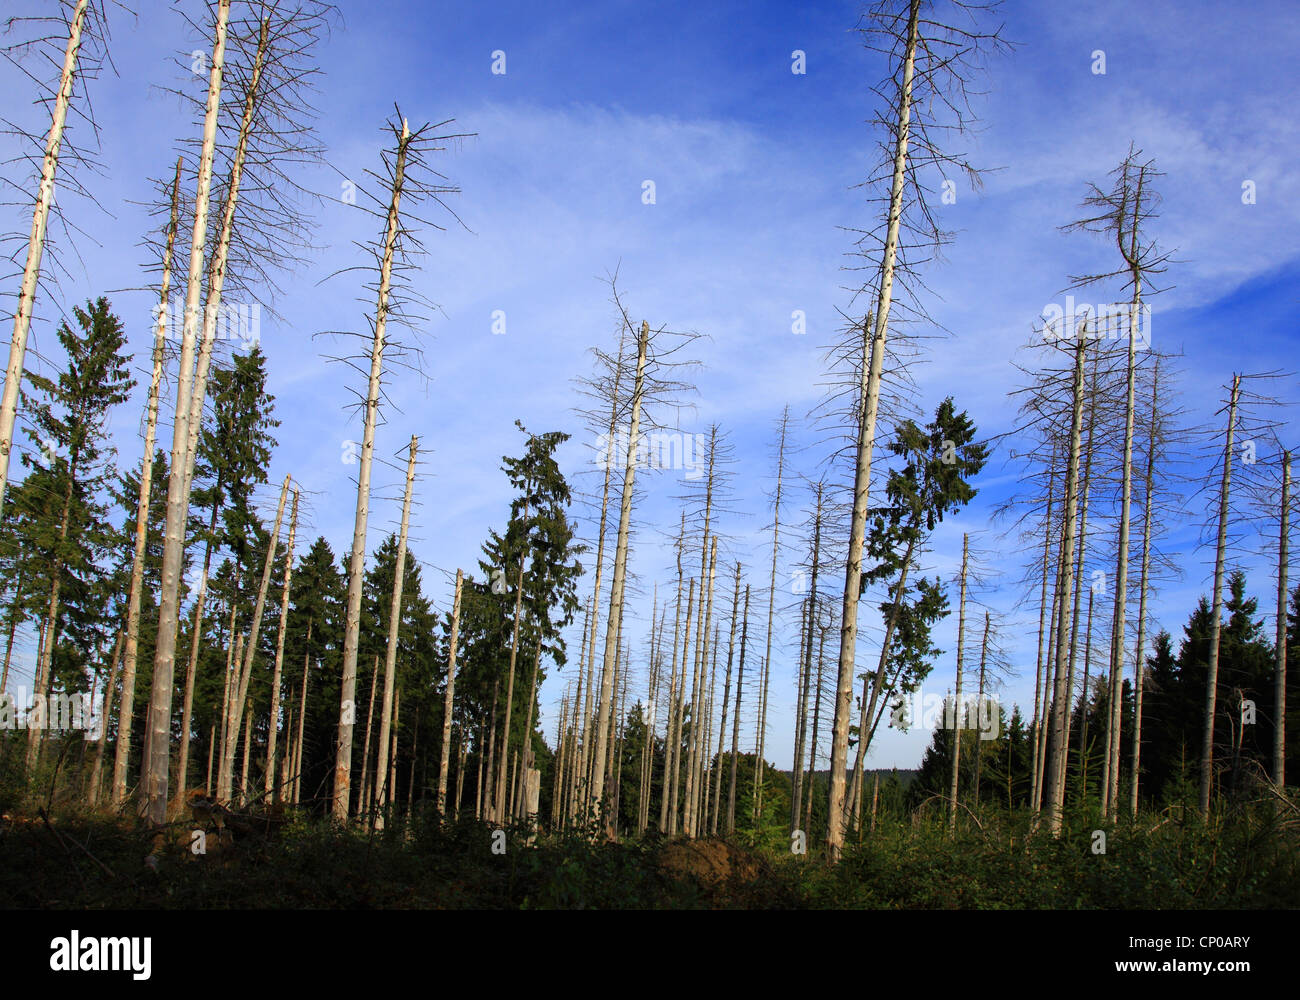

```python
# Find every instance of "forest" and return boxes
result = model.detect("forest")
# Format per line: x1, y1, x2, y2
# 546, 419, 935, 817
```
0, 0, 1297, 923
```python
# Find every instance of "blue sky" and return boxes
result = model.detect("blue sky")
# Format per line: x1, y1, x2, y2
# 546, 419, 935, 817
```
2, 0, 1298, 771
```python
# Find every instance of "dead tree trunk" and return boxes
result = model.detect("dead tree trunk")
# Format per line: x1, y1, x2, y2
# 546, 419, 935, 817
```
218, 474, 289, 802
333, 119, 412, 822
826, 5, 921, 862
141, 0, 233, 824
1128, 362, 1160, 817
0, 0, 91, 511
755, 409, 789, 821
436, 569, 463, 817
375, 437, 417, 830
113, 157, 182, 808
727, 583, 750, 834
590, 319, 649, 826
947, 533, 969, 834
1044, 335, 1088, 836
1199, 375, 1239, 815
263, 487, 298, 804
1274, 450, 1290, 789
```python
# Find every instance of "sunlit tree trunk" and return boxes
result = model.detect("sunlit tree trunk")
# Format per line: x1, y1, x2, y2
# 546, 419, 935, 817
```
591, 320, 649, 827
141, 0, 233, 824
333, 119, 411, 822
0, 0, 91, 511
827, 0, 922, 867
113, 157, 181, 808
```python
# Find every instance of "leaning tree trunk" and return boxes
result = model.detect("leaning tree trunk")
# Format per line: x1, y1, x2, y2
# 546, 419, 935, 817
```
590, 320, 649, 827
826, 0, 922, 868
1199, 375, 1239, 815
374, 437, 417, 830
141, 0, 233, 824
333, 119, 412, 822
0, 0, 91, 512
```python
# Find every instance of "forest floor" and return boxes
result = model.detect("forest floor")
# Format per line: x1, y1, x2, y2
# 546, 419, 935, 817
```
4, 801, 1299, 909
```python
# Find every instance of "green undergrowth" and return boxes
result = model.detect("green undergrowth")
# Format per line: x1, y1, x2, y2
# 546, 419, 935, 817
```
2, 799, 1297, 909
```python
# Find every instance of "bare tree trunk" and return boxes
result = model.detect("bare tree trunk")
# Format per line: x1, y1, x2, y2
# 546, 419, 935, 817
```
495, 496, 529, 822
436, 569, 463, 817
1102, 287, 1143, 821
668, 578, 694, 835
0, 0, 91, 511
1274, 450, 1290, 789
686, 534, 717, 837
1079, 587, 1095, 802
659, 516, 685, 833
756, 409, 789, 821
0, 571, 23, 694
579, 330, 628, 817
172, 501, 224, 815
1044, 336, 1088, 836
238, 705, 252, 806
973, 611, 990, 807
483, 681, 499, 822
141, 0, 233, 824
205, 726, 215, 796
374, 438, 417, 830
1199, 375, 1239, 815
264, 487, 299, 803
88, 631, 124, 807
727, 584, 750, 835
827, 0, 923, 869
218, 474, 289, 803
1129, 363, 1160, 817
947, 533, 969, 835
710, 565, 740, 835
1030, 464, 1057, 812
803, 616, 827, 838
333, 119, 412, 822
113, 158, 182, 808
168, 22, 273, 802
1057, 350, 1099, 815
515, 633, 543, 821
360, 657, 378, 817
590, 320, 649, 827
293, 621, 311, 806
27, 455, 78, 771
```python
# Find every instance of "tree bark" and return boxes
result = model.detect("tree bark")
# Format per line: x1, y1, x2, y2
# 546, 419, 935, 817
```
141, 0, 233, 824
0, 0, 91, 511
333, 119, 411, 822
